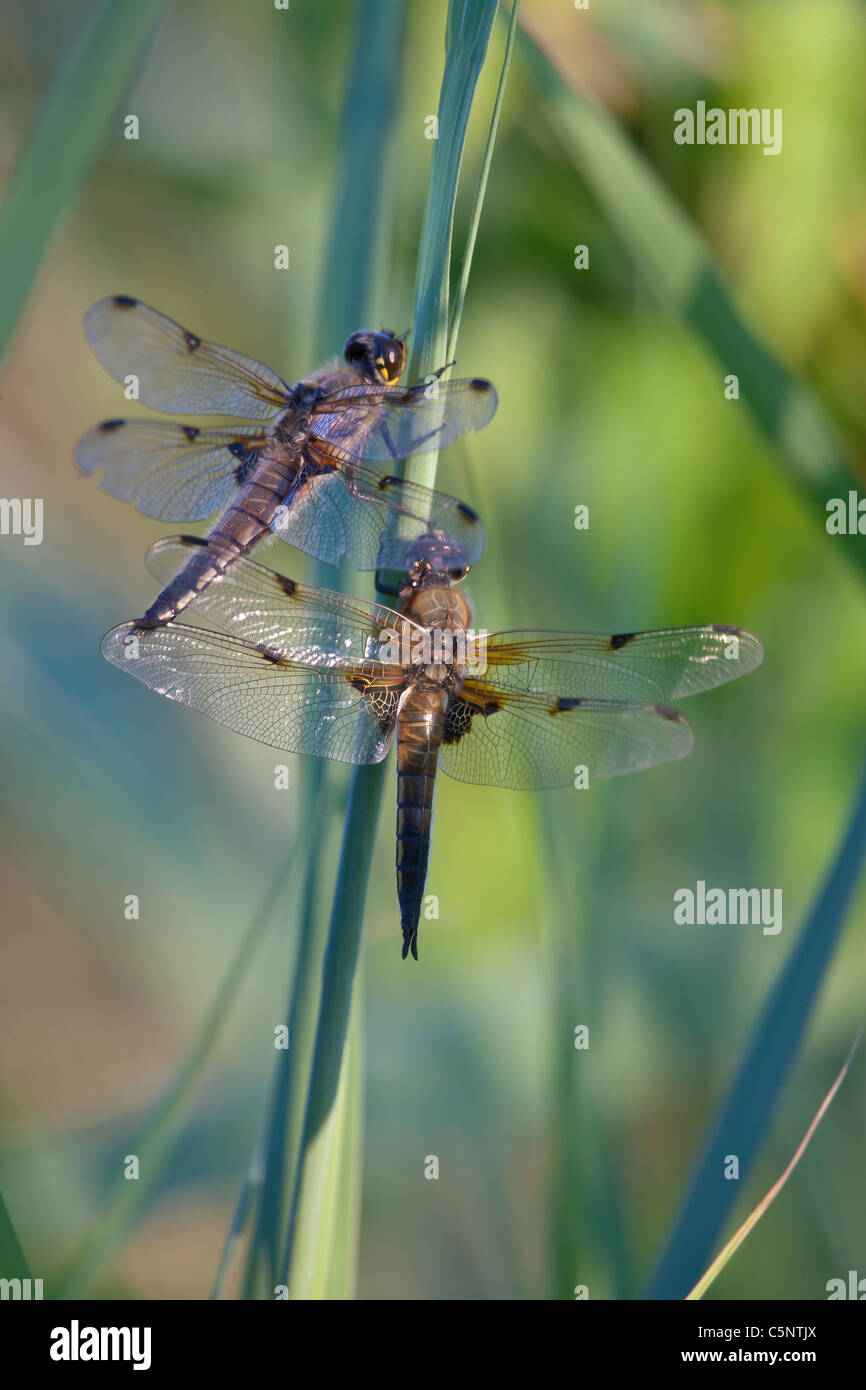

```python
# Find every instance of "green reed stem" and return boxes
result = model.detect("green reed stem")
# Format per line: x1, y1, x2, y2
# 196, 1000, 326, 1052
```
280, 0, 501, 1299
230, 0, 406, 1300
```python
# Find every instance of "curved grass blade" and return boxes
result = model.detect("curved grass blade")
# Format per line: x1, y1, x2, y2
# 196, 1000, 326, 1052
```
291, 992, 364, 1300
409, 0, 499, 412
687, 1031, 861, 1300
447, 0, 520, 366
0, 1187, 31, 1284
645, 755, 866, 1299
280, 0, 502, 1299
0, 0, 168, 366
518, 25, 866, 580
211, 1139, 265, 1300
238, 803, 329, 1298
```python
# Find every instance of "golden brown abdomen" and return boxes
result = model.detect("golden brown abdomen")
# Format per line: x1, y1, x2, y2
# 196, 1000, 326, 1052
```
395, 686, 447, 960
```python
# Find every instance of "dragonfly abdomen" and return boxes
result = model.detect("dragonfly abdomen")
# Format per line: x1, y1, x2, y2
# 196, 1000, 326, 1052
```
140, 453, 296, 626
395, 688, 447, 961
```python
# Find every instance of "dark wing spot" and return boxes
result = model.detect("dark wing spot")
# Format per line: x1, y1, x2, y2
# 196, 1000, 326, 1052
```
483, 699, 503, 716
347, 675, 368, 693
112, 295, 138, 308
553, 697, 582, 713
443, 697, 473, 745
277, 574, 297, 597
182, 426, 200, 441
183, 330, 201, 352
256, 643, 286, 666
99, 418, 125, 431
609, 632, 637, 650
178, 534, 208, 548
379, 475, 398, 491
655, 704, 683, 722
456, 501, 479, 523
712, 623, 741, 635
470, 377, 491, 392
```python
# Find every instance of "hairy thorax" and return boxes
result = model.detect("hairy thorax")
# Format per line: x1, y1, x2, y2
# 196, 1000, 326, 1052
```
403, 585, 472, 632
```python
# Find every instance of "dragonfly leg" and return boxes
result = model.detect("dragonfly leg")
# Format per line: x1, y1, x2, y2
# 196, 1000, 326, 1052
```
374, 569, 402, 597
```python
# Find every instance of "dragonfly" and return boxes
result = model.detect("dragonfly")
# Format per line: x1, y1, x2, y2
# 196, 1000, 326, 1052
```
75, 297, 497, 625
101, 534, 764, 961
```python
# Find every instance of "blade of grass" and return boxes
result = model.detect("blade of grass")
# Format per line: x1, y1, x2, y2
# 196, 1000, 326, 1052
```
409, 0, 499, 399
447, 0, 519, 366
280, 758, 388, 1297
238, 794, 328, 1298
55, 798, 322, 1298
0, 1186, 31, 1283
322, 995, 364, 1300
645, 754, 866, 1299
0, 0, 168, 366
291, 990, 364, 1300
211, 1138, 265, 1300
518, 25, 866, 580
280, 0, 501, 1299
687, 1031, 861, 1300
233, 0, 406, 1300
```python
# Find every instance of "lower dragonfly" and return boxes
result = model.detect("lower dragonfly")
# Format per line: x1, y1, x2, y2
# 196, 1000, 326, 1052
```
102, 536, 763, 960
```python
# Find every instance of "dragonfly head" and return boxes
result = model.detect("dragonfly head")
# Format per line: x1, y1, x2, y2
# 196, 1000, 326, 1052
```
403, 535, 471, 588
343, 329, 407, 385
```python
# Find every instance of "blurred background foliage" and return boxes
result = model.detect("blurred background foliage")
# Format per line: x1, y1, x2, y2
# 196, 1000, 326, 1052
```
0, 0, 864, 1299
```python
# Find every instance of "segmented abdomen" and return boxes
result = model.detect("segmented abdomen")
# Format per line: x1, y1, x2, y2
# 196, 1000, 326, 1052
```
140, 451, 297, 626
395, 688, 447, 960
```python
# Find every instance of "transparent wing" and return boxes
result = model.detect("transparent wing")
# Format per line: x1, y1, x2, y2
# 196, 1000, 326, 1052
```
145, 536, 421, 660
478, 627, 764, 702
439, 685, 694, 790
270, 447, 486, 569
74, 420, 266, 521
83, 297, 291, 418
101, 620, 405, 763
311, 377, 498, 461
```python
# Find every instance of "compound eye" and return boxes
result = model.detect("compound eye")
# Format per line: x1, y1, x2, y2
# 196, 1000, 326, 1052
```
374, 336, 405, 383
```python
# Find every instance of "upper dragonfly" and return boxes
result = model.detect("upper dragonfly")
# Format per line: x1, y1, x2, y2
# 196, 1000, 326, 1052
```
101, 536, 764, 961
75, 297, 497, 625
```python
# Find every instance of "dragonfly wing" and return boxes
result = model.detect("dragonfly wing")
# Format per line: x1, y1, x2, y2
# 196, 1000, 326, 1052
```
101, 620, 404, 763
83, 297, 291, 418
439, 685, 694, 790
479, 627, 764, 702
269, 451, 485, 570
74, 421, 266, 521
311, 377, 498, 461
145, 536, 420, 659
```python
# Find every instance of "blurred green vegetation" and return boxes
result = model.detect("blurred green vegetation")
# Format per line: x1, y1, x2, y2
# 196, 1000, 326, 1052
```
0, 0, 864, 1300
